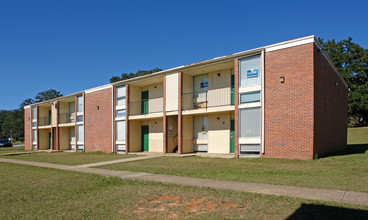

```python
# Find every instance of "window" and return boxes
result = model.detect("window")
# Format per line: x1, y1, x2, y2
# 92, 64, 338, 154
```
32, 107, 37, 119
77, 115, 83, 122
117, 144, 125, 152
240, 54, 261, 87
240, 144, 260, 155
32, 129, 37, 142
77, 96, 84, 112
77, 125, 84, 142
77, 145, 84, 151
116, 86, 126, 106
116, 120, 126, 141
193, 74, 208, 100
116, 109, 126, 118
32, 145, 37, 150
239, 107, 261, 138
193, 116, 208, 140
69, 102, 75, 113
240, 91, 261, 104
32, 122, 37, 127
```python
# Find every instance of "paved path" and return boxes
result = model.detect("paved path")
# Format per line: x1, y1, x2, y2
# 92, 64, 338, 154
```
0, 157, 367, 206
76, 155, 162, 168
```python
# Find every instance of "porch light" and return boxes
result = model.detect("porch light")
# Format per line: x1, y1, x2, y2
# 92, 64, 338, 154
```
280, 76, 285, 83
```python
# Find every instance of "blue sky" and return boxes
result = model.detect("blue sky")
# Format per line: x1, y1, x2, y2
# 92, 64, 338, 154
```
0, 0, 367, 110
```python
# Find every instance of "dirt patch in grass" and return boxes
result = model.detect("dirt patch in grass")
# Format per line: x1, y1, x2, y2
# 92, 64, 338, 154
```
129, 195, 239, 219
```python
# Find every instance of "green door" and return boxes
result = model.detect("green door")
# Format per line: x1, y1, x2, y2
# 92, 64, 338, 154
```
48, 132, 52, 149
141, 91, 149, 114
231, 75, 235, 105
141, 125, 149, 151
230, 120, 235, 153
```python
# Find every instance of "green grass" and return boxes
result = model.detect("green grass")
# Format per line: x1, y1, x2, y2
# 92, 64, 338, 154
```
0, 162, 367, 219
0, 151, 138, 165
348, 127, 368, 144
0, 146, 27, 155
99, 145, 368, 193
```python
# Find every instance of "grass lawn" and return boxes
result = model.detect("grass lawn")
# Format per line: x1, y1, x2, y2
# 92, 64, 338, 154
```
0, 162, 367, 219
0, 146, 28, 155
0, 151, 138, 165
99, 144, 368, 193
348, 127, 368, 144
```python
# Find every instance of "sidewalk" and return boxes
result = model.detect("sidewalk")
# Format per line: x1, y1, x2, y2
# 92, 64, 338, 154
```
0, 157, 367, 206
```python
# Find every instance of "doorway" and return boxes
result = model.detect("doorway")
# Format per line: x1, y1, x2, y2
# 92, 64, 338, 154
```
141, 91, 149, 114
141, 125, 149, 151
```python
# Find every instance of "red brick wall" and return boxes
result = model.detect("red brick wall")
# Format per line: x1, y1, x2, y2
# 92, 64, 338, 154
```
264, 43, 315, 160
314, 45, 348, 157
84, 88, 113, 153
24, 108, 31, 150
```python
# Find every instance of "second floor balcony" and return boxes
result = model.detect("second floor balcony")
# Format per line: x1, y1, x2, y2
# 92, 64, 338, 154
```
129, 96, 163, 116
38, 116, 51, 126
59, 112, 75, 124
182, 86, 234, 111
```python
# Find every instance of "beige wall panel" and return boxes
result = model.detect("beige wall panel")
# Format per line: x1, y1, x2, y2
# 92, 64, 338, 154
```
208, 113, 230, 153
183, 115, 193, 153
129, 120, 141, 152
59, 127, 70, 150
51, 101, 57, 126
165, 73, 179, 112
38, 129, 50, 150
148, 119, 163, 152
39, 106, 50, 118
208, 69, 231, 89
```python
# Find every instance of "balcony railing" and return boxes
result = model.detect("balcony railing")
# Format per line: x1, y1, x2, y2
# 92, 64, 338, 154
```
129, 97, 163, 116
38, 116, 51, 126
59, 112, 75, 124
182, 86, 233, 111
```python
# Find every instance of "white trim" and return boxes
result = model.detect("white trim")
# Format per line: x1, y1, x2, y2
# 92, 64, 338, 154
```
84, 84, 112, 94
115, 117, 125, 121
115, 105, 126, 110
116, 140, 126, 145
265, 36, 315, 52
239, 138, 261, 144
261, 50, 265, 154
239, 85, 261, 93
238, 102, 261, 109
24, 105, 31, 109
112, 86, 114, 153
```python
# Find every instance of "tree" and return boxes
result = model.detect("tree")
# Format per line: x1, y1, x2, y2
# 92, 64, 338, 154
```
19, 98, 35, 110
318, 37, 368, 127
34, 89, 63, 102
110, 67, 163, 83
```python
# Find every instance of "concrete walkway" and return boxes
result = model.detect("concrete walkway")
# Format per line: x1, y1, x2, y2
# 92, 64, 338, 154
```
76, 155, 162, 168
0, 157, 367, 206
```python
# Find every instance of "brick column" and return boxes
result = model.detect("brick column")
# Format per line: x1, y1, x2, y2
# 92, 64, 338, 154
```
56, 101, 60, 150
163, 75, 167, 154
178, 72, 183, 154
234, 59, 239, 158
125, 84, 130, 154
74, 96, 78, 152
37, 106, 40, 150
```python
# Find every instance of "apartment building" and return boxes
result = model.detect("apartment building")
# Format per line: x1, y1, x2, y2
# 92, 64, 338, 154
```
24, 35, 348, 160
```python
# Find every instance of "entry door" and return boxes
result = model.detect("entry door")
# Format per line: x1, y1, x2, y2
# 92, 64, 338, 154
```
141, 91, 149, 114
231, 75, 235, 105
48, 110, 51, 125
141, 125, 149, 151
230, 119, 235, 153
48, 132, 52, 149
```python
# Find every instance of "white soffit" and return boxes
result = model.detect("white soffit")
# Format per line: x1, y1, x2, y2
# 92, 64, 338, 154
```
84, 84, 113, 94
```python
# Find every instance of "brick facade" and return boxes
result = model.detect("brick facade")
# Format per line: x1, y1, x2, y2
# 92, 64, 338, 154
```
264, 43, 315, 160
24, 108, 31, 150
314, 45, 348, 156
84, 88, 113, 153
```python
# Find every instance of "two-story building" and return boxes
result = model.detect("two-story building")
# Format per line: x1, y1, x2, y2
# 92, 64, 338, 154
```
24, 35, 348, 160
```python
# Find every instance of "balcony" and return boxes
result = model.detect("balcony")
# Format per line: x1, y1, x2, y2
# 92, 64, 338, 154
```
182, 86, 234, 111
129, 96, 163, 116
38, 116, 51, 126
59, 112, 75, 124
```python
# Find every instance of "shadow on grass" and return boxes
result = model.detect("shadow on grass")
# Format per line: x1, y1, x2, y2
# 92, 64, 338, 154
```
286, 204, 368, 220
322, 144, 368, 158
